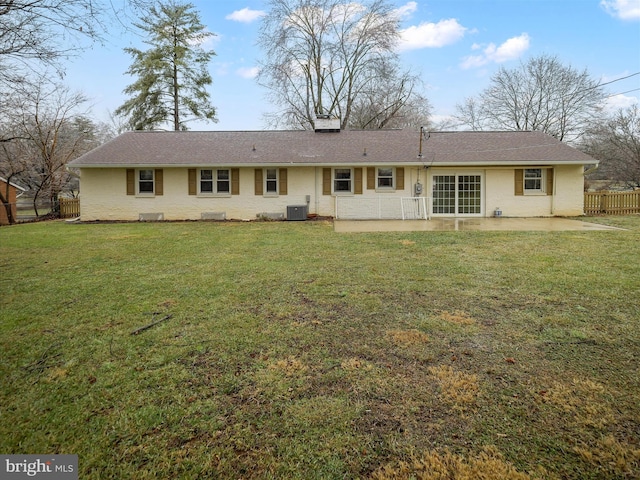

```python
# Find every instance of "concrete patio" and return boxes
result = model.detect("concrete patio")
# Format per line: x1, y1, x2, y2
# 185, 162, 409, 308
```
333, 217, 622, 233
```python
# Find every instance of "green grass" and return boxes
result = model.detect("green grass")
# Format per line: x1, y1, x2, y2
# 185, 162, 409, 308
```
1, 217, 639, 479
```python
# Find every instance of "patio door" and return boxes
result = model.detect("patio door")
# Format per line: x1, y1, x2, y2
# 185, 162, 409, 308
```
432, 174, 483, 216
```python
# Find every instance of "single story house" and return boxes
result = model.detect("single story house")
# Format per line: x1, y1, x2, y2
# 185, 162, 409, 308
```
67, 124, 597, 221
0, 177, 27, 225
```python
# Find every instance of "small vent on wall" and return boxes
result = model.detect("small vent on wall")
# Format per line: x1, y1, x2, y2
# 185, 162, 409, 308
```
201, 212, 226, 221
139, 213, 164, 221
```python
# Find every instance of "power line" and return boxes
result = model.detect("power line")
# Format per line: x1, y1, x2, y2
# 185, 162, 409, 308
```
598, 71, 640, 88
566, 72, 640, 98
606, 88, 640, 98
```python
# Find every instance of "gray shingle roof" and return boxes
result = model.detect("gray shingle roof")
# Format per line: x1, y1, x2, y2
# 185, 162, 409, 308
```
68, 129, 597, 168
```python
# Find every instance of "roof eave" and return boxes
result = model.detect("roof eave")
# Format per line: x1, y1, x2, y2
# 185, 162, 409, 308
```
71, 159, 598, 169
0, 177, 28, 191
428, 160, 598, 167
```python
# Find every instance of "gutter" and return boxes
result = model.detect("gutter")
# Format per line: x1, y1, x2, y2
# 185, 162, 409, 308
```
0, 177, 27, 192
66, 166, 81, 178
68, 160, 596, 169
583, 164, 599, 176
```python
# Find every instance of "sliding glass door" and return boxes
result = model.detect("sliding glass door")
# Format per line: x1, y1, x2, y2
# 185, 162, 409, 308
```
432, 174, 483, 216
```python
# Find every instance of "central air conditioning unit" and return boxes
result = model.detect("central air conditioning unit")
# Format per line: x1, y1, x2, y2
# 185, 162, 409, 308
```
287, 205, 308, 221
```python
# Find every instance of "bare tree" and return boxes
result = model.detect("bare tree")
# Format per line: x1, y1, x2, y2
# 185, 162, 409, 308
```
582, 105, 640, 188
0, 77, 105, 217
0, 83, 35, 222
0, 139, 28, 224
347, 57, 431, 130
0, 1, 128, 221
258, 0, 426, 130
454, 96, 484, 131
454, 55, 605, 143
0, 0, 152, 81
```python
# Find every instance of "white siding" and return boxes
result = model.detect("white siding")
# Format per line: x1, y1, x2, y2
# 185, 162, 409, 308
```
483, 165, 584, 217
77, 164, 585, 221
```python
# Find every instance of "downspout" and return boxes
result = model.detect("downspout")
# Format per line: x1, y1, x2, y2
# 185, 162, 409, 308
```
551, 167, 556, 215
424, 165, 431, 220
584, 164, 599, 176
484, 169, 487, 218
418, 127, 431, 219
315, 167, 320, 216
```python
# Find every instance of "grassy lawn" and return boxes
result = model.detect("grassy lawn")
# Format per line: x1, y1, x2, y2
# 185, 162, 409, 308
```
1, 217, 639, 479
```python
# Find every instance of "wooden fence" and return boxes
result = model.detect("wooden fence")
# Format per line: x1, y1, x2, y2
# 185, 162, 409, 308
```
59, 198, 80, 218
584, 190, 640, 215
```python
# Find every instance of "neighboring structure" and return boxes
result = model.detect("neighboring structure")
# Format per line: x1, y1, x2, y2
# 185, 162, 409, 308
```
0, 177, 27, 225
67, 126, 597, 221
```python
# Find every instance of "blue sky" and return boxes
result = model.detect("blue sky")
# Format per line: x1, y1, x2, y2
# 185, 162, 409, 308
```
65, 0, 640, 131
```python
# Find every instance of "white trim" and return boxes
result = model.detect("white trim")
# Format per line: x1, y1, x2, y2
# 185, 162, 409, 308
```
0, 177, 27, 192
136, 169, 155, 196
429, 170, 485, 217
71, 160, 592, 169
197, 168, 231, 196
332, 167, 353, 195
375, 167, 396, 192
523, 168, 547, 195
264, 167, 279, 196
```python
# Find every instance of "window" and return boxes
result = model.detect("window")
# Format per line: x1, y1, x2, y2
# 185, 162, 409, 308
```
198, 169, 230, 194
524, 169, 542, 190
127, 169, 162, 196
377, 168, 394, 189
523, 168, 547, 194
323, 168, 361, 195
265, 168, 278, 194
200, 169, 213, 193
217, 169, 230, 193
367, 167, 403, 191
255, 168, 286, 196
190, 168, 238, 196
334, 168, 352, 193
138, 169, 154, 193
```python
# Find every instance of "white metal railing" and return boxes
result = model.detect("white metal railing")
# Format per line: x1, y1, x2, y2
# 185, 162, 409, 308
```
401, 197, 428, 220
335, 196, 428, 220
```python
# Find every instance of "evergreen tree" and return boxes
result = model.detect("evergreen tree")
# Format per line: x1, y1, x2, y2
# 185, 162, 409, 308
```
116, 1, 217, 131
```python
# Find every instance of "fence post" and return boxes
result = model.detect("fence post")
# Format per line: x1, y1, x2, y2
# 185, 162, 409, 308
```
601, 193, 608, 214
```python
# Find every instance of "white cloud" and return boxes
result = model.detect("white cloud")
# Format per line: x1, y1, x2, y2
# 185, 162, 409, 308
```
601, 0, 640, 20
604, 93, 639, 112
236, 66, 260, 79
394, 1, 418, 19
398, 18, 467, 51
225, 7, 266, 23
460, 33, 530, 69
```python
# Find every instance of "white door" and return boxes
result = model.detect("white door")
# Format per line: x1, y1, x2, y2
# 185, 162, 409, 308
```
432, 174, 483, 216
